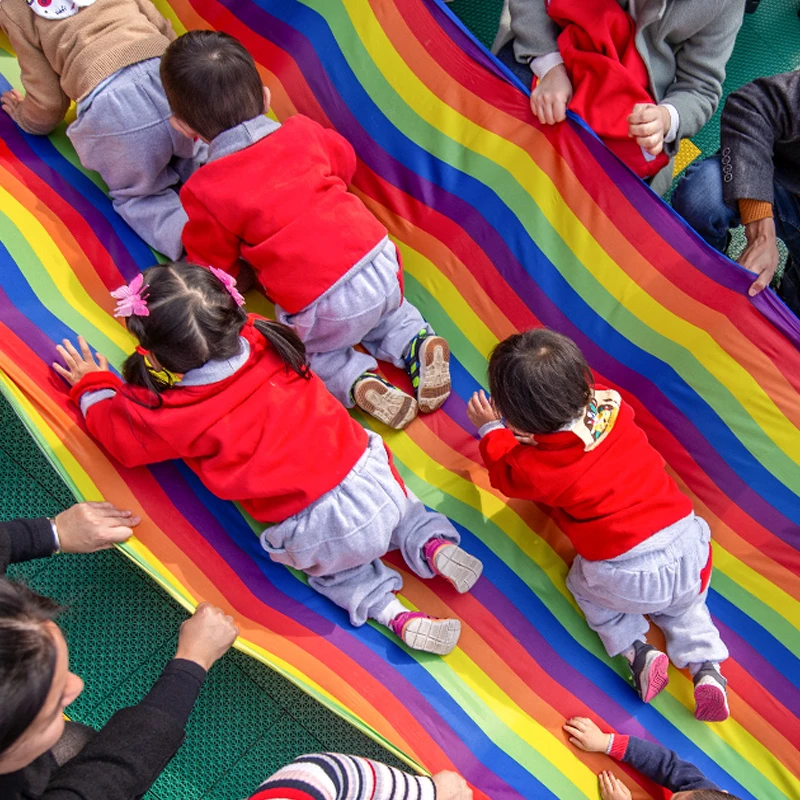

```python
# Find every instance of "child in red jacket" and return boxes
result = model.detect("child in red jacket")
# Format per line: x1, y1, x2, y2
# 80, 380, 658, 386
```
53, 262, 482, 656
157, 30, 451, 431
466, 328, 729, 721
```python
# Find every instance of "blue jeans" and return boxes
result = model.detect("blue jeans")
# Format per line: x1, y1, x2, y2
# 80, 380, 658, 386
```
496, 40, 534, 90
672, 154, 800, 261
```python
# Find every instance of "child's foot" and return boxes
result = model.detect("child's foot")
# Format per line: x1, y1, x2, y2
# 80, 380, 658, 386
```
629, 640, 669, 703
693, 662, 729, 722
423, 538, 483, 593
389, 611, 461, 656
352, 372, 417, 429
404, 330, 451, 413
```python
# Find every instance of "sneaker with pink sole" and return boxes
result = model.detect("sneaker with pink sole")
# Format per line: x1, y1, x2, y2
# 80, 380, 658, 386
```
423, 538, 483, 594
629, 640, 669, 703
693, 662, 729, 722
389, 611, 461, 656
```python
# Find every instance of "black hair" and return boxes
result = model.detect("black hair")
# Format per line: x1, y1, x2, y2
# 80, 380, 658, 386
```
685, 792, 742, 800
122, 262, 309, 407
0, 579, 63, 755
487, 328, 593, 434
161, 30, 265, 142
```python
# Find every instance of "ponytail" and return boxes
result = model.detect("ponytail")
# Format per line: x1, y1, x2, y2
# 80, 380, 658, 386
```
252, 319, 310, 379
121, 351, 172, 409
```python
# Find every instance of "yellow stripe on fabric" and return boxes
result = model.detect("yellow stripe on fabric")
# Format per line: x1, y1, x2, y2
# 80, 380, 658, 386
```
398, 240, 498, 358
0, 186, 131, 357
337, 0, 800, 474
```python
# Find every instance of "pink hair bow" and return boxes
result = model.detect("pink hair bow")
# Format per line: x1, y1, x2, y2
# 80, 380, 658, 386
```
111, 273, 149, 318
210, 267, 245, 307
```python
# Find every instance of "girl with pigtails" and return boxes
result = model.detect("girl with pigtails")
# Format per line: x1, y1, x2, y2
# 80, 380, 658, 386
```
53, 262, 482, 655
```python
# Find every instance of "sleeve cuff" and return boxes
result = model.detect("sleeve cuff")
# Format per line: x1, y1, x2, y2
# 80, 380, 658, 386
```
660, 103, 680, 144
478, 420, 506, 438
608, 733, 629, 761
531, 51, 564, 80
69, 371, 123, 405
739, 198, 774, 225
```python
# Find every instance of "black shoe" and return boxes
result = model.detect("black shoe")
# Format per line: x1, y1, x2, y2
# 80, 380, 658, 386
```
629, 640, 669, 703
693, 662, 729, 722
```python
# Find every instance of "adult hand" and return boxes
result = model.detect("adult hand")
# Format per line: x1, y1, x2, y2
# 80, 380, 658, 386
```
432, 771, 473, 800
530, 64, 573, 125
599, 771, 632, 800
175, 602, 238, 672
55, 501, 141, 553
466, 390, 500, 429
1, 89, 24, 120
740, 216, 779, 296
53, 336, 109, 386
563, 717, 611, 753
627, 103, 670, 156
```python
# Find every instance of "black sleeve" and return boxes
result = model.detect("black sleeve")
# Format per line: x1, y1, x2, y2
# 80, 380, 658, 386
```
41, 659, 207, 800
0, 517, 57, 574
721, 70, 800, 206
622, 736, 720, 792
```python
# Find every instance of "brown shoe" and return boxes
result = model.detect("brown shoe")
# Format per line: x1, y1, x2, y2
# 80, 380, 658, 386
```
352, 373, 418, 429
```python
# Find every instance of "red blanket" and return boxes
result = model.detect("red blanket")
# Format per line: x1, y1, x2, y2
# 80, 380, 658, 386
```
547, 0, 669, 178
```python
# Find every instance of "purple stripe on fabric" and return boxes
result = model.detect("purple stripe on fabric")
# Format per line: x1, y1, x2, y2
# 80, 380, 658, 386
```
716, 618, 800, 719
0, 283, 63, 365
224, 0, 795, 542
0, 116, 142, 279
568, 121, 800, 348
147, 461, 521, 797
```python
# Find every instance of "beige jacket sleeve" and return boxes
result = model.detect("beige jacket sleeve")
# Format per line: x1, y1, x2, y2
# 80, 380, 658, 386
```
0, 9, 70, 135
133, 0, 177, 42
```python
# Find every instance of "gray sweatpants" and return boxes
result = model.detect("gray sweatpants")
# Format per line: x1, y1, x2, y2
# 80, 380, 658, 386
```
260, 431, 458, 626
566, 514, 729, 670
276, 238, 432, 406
67, 58, 206, 259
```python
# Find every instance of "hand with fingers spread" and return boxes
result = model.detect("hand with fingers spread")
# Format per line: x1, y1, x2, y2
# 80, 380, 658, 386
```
55, 501, 142, 553
53, 336, 109, 386
175, 602, 239, 672
466, 390, 501, 429
1, 89, 24, 121
563, 716, 612, 753
530, 64, 573, 125
598, 770, 632, 800
627, 103, 671, 156
740, 216, 779, 297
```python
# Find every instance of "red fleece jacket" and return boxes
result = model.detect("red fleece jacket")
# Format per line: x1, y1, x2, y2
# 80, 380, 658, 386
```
71, 318, 368, 523
479, 396, 692, 560
547, 0, 669, 178
181, 115, 388, 314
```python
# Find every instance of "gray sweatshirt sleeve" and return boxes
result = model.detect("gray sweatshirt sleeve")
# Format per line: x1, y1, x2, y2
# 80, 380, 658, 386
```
721, 70, 800, 207
506, 0, 560, 63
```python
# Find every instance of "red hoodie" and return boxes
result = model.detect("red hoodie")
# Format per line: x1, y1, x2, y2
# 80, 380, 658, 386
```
181, 115, 388, 314
479, 388, 692, 560
71, 317, 368, 523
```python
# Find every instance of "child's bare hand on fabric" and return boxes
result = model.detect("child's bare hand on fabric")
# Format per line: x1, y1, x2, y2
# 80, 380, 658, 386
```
564, 717, 611, 753
467, 390, 500, 428
599, 771, 632, 800
530, 64, 573, 125
53, 336, 109, 386
627, 103, 670, 156
1, 89, 24, 119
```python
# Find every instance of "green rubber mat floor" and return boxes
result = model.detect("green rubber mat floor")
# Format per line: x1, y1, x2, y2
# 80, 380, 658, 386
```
0, 395, 404, 800
3, 2, 799, 797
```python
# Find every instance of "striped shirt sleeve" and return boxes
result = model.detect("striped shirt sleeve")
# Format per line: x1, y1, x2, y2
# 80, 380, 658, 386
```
249, 753, 437, 800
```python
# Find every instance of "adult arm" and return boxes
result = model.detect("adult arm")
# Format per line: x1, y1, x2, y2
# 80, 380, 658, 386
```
660, 3, 744, 144
608, 734, 720, 792
0, 517, 56, 574
249, 754, 440, 800
0, 11, 70, 135
506, 0, 560, 64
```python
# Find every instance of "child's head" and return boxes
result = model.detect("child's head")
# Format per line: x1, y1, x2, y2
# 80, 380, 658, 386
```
161, 30, 267, 142
487, 328, 592, 434
121, 262, 308, 401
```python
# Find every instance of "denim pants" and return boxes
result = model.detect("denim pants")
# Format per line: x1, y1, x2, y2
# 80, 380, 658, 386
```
672, 154, 800, 259
277, 239, 431, 407
260, 431, 459, 626
67, 58, 207, 259
566, 514, 728, 670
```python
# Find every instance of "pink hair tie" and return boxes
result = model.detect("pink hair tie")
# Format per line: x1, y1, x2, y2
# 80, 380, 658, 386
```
210, 267, 245, 307
111, 274, 150, 318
